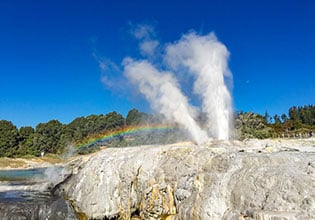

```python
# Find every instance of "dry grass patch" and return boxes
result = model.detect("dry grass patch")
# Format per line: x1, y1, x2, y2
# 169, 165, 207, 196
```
29, 154, 65, 164
0, 154, 66, 169
0, 157, 28, 169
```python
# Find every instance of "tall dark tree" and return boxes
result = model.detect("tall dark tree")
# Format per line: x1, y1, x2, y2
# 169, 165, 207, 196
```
19, 126, 34, 142
32, 120, 63, 155
0, 120, 19, 157
273, 114, 281, 124
281, 113, 288, 123
16, 126, 35, 156
289, 106, 299, 122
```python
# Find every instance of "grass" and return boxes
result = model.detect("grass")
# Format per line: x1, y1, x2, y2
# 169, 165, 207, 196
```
28, 153, 65, 164
0, 154, 65, 169
0, 157, 28, 169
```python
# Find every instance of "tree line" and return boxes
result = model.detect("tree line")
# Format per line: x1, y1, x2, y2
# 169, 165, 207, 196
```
235, 105, 315, 139
0, 109, 157, 157
0, 105, 314, 157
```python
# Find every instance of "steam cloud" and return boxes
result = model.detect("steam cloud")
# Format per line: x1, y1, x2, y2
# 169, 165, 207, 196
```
131, 24, 160, 57
123, 58, 209, 144
103, 26, 233, 143
165, 32, 233, 140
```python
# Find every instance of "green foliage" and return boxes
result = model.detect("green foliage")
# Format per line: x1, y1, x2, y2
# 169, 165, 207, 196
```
235, 112, 273, 140
104, 127, 188, 148
1, 112, 125, 157
126, 109, 149, 125
0, 105, 314, 158
0, 120, 19, 157
103, 112, 125, 130
281, 114, 288, 123
125, 109, 166, 126
273, 114, 281, 124
19, 126, 35, 139
236, 105, 315, 139
289, 106, 299, 122
59, 112, 124, 149
77, 145, 100, 155
297, 105, 315, 125
16, 126, 35, 156
65, 117, 88, 141
32, 120, 64, 155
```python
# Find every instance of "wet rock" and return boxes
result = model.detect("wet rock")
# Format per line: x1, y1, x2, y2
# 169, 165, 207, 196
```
0, 194, 77, 220
0, 166, 77, 220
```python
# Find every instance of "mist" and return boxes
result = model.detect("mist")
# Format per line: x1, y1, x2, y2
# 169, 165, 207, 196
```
101, 26, 233, 143
123, 58, 209, 144
165, 32, 233, 139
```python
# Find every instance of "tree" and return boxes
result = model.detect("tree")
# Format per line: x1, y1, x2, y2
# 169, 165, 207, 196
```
0, 120, 19, 157
104, 111, 124, 130
235, 112, 273, 139
65, 117, 88, 141
19, 126, 34, 142
281, 113, 288, 123
273, 114, 281, 124
60, 112, 125, 150
32, 120, 63, 155
263, 111, 272, 124
126, 109, 149, 125
16, 126, 35, 156
289, 106, 299, 122
298, 105, 315, 125
86, 114, 108, 134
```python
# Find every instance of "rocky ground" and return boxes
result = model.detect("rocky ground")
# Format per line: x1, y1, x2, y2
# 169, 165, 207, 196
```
56, 138, 315, 220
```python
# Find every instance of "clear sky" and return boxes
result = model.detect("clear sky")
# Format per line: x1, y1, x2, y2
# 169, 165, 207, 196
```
1, 0, 314, 128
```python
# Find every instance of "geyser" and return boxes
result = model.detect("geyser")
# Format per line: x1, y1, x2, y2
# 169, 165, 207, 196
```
123, 58, 209, 144
165, 32, 233, 140
102, 26, 233, 143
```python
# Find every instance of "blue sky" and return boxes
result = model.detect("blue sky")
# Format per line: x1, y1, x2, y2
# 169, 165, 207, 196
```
1, 0, 314, 128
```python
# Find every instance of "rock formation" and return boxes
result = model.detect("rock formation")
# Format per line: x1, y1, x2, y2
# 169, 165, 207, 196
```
0, 192, 77, 220
60, 139, 315, 219
0, 166, 77, 219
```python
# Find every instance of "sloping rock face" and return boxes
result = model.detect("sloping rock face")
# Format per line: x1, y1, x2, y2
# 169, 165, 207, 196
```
60, 139, 315, 220
0, 194, 77, 220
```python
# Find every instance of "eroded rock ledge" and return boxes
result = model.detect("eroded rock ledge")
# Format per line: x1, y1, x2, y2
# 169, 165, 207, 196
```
60, 139, 315, 220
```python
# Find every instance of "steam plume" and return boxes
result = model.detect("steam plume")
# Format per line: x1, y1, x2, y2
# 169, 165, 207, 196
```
165, 32, 233, 139
131, 24, 159, 57
101, 25, 233, 143
123, 58, 209, 144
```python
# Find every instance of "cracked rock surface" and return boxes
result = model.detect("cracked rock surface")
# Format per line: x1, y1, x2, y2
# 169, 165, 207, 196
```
60, 139, 315, 220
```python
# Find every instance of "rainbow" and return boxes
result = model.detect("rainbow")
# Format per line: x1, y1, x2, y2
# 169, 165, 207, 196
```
76, 124, 175, 149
